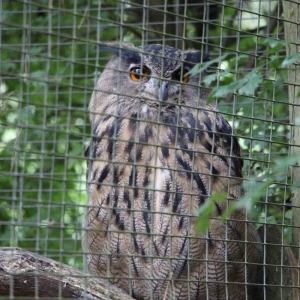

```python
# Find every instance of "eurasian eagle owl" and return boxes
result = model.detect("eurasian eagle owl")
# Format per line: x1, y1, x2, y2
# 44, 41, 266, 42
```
83, 44, 263, 300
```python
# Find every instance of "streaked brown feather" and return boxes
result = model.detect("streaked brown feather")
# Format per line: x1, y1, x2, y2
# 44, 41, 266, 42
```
83, 44, 263, 300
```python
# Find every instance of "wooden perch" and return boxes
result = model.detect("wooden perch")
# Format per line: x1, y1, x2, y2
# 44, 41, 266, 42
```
0, 247, 134, 299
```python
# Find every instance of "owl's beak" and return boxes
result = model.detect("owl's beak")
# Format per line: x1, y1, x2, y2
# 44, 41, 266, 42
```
158, 81, 168, 101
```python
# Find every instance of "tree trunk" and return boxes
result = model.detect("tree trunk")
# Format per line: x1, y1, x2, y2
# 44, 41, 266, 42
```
258, 225, 299, 299
282, 0, 300, 250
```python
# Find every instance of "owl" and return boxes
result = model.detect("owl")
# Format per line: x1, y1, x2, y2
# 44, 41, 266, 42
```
83, 44, 263, 300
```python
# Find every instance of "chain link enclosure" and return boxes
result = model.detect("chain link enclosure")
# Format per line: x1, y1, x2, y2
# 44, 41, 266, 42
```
0, 0, 299, 299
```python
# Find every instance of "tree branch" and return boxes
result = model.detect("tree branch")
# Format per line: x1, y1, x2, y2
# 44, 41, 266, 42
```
0, 247, 134, 299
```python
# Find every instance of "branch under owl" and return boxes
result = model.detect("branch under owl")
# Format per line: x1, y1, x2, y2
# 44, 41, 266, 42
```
0, 247, 134, 300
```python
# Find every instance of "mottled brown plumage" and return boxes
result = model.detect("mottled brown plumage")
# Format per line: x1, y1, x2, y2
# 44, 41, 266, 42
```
83, 44, 263, 299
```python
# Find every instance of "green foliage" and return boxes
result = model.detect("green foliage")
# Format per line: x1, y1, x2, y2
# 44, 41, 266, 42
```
197, 192, 227, 233
191, 38, 300, 102
0, 1, 105, 267
197, 155, 297, 239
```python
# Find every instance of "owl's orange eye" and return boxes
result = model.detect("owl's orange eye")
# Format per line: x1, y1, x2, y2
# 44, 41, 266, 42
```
130, 67, 150, 81
173, 68, 189, 83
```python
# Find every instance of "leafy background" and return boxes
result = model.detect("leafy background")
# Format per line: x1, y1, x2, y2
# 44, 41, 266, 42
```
0, 0, 293, 269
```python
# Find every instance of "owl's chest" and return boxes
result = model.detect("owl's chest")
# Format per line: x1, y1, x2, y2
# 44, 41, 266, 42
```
95, 114, 214, 181
90, 117, 209, 228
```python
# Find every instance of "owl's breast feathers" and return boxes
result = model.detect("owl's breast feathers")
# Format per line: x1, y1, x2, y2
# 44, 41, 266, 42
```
85, 108, 244, 244
84, 106, 262, 299
86, 107, 243, 209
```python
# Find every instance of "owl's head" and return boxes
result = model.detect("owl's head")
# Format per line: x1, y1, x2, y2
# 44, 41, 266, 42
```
90, 43, 212, 121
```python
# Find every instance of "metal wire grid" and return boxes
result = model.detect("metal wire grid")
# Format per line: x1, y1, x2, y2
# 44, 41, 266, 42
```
0, 0, 298, 298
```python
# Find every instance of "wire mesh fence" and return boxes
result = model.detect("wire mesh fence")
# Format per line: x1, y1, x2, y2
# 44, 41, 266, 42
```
0, 0, 299, 299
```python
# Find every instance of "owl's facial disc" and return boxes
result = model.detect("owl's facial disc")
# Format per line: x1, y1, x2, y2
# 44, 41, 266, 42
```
128, 63, 190, 103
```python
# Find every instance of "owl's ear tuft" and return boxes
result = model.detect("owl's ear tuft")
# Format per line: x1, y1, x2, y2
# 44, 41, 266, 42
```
95, 43, 141, 64
185, 51, 211, 64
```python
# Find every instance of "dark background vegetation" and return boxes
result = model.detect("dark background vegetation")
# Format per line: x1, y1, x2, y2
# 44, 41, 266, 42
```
0, 0, 295, 269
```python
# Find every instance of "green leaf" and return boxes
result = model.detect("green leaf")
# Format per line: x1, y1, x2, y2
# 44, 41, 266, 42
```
281, 53, 300, 67
196, 199, 215, 233
202, 71, 229, 87
274, 155, 299, 171
202, 73, 219, 86
269, 55, 285, 68
197, 192, 227, 233
208, 67, 263, 101
238, 71, 263, 95
258, 38, 287, 54
228, 54, 250, 69
258, 38, 287, 48
285, 210, 292, 220
189, 54, 228, 76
